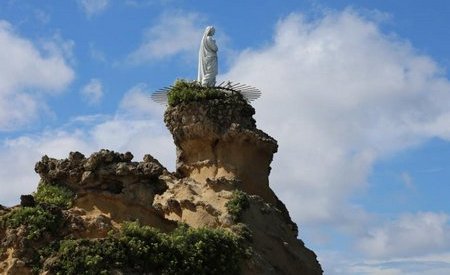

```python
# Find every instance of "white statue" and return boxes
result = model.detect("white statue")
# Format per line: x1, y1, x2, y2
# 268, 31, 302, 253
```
198, 26, 218, 87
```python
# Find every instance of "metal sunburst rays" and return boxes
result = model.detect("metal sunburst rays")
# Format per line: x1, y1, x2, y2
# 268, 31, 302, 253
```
151, 81, 261, 105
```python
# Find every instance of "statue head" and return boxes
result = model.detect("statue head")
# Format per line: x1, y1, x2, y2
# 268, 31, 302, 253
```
205, 26, 215, 36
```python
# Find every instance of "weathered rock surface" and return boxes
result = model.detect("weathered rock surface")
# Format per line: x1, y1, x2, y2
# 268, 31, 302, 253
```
0, 93, 322, 274
34, 149, 175, 230
164, 93, 279, 205
153, 176, 321, 274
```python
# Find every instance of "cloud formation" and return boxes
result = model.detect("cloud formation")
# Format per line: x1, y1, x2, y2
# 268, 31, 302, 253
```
81, 78, 104, 105
0, 21, 74, 130
327, 252, 450, 275
78, 0, 109, 17
119, 83, 165, 117
128, 11, 204, 63
358, 212, 450, 259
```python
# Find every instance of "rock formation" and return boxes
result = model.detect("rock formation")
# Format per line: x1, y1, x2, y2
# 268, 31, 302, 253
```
164, 93, 278, 205
0, 89, 322, 274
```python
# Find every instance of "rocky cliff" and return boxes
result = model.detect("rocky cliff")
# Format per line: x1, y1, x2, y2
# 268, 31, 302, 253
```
0, 85, 322, 274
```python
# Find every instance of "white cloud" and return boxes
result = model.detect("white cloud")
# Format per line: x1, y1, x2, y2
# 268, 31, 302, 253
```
34, 9, 50, 24
128, 11, 204, 63
0, 131, 91, 206
81, 78, 103, 105
124, 0, 158, 7
89, 42, 107, 63
222, 9, 450, 229
0, 142, 41, 207
78, 0, 109, 17
320, 249, 450, 274
0, 21, 74, 130
358, 212, 450, 259
40, 33, 76, 65
118, 83, 165, 117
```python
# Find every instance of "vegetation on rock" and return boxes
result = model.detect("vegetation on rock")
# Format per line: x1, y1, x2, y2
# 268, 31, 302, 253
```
0, 205, 62, 240
167, 79, 227, 106
34, 182, 74, 209
44, 222, 244, 275
226, 190, 250, 222
0, 183, 72, 241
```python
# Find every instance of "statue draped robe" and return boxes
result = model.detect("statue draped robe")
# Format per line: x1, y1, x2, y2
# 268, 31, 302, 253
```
198, 26, 218, 87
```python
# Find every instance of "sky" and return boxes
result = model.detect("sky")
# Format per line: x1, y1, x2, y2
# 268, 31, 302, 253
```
0, 0, 450, 274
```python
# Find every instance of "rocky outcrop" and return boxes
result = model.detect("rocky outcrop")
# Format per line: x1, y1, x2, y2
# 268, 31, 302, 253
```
0, 91, 322, 274
164, 93, 279, 205
34, 149, 176, 231
35, 150, 166, 198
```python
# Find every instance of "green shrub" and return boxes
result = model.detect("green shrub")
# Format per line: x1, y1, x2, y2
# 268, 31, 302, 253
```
52, 239, 121, 275
0, 206, 61, 240
166, 225, 242, 274
167, 79, 226, 106
119, 221, 169, 272
225, 190, 250, 222
47, 221, 244, 275
34, 183, 74, 209
230, 223, 253, 243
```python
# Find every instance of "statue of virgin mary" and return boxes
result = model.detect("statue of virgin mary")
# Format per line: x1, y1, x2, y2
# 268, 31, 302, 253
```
198, 26, 218, 87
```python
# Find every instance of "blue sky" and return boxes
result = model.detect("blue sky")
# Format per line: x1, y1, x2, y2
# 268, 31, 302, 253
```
1, 1, 450, 274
